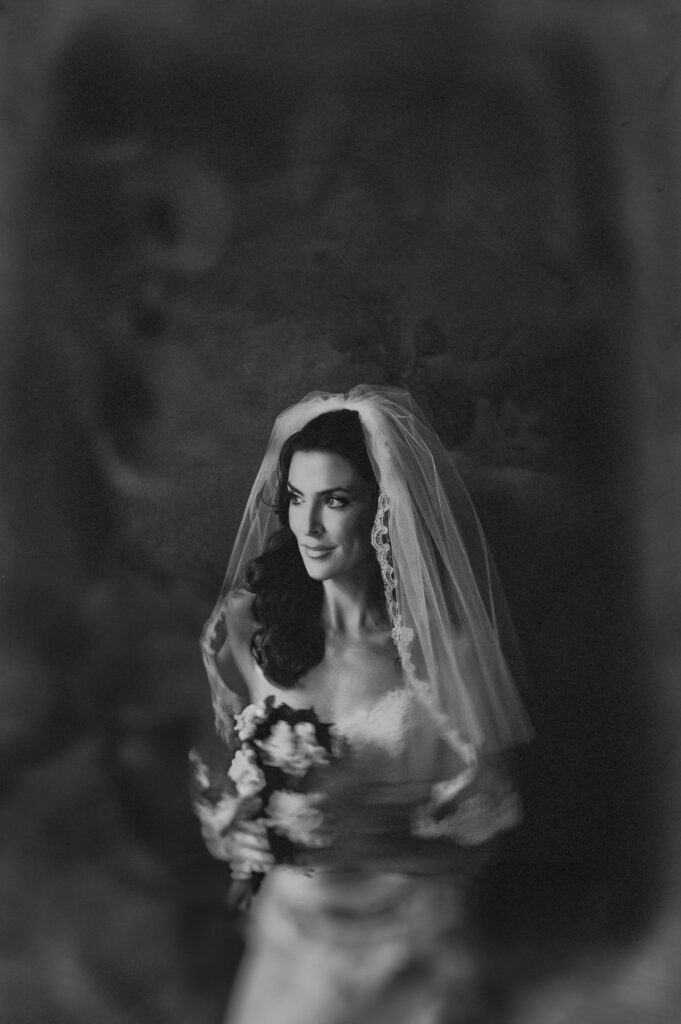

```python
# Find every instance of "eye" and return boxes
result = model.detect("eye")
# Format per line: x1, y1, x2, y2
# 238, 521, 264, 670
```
324, 496, 347, 509
287, 491, 302, 505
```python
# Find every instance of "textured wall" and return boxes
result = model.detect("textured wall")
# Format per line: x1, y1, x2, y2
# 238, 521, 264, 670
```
1, 2, 680, 1022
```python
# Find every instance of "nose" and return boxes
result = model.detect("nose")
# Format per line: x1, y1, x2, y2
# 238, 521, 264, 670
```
302, 502, 323, 537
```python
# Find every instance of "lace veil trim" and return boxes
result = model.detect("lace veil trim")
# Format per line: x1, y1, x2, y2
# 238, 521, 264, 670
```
200, 385, 532, 774
371, 486, 478, 794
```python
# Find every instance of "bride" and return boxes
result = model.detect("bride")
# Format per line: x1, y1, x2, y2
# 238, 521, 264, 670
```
193, 385, 532, 1024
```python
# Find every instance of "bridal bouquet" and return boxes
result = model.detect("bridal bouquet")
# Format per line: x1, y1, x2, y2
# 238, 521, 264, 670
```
191, 697, 341, 884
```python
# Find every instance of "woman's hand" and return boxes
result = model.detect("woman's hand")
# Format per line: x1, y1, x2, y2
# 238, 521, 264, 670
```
222, 820, 275, 914
194, 791, 261, 859
195, 795, 275, 876
225, 819, 276, 879
196, 798, 275, 911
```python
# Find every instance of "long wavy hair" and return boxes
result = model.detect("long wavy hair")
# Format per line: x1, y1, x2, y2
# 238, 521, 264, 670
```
243, 408, 382, 688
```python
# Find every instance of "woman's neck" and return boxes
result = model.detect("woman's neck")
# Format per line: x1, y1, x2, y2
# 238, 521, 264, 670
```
321, 564, 384, 637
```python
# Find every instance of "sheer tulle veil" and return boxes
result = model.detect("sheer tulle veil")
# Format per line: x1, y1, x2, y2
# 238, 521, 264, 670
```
201, 384, 532, 798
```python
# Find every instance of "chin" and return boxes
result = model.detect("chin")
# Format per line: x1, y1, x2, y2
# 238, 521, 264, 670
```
303, 563, 335, 582
300, 554, 339, 582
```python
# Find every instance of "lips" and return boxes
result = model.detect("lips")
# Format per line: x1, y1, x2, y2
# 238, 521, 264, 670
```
302, 546, 335, 557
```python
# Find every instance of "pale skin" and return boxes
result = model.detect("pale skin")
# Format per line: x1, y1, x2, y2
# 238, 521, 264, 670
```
211, 449, 505, 886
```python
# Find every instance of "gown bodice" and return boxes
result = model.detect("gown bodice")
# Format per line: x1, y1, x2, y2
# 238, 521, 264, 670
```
335, 687, 412, 756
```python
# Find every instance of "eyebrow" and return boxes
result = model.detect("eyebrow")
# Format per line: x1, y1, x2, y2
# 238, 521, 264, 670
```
287, 483, 353, 497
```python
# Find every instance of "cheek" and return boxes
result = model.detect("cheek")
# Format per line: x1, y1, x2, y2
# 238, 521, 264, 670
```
287, 505, 301, 534
343, 511, 374, 551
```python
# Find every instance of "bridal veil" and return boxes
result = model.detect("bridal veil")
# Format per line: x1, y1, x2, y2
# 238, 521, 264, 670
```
201, 385, 532, 799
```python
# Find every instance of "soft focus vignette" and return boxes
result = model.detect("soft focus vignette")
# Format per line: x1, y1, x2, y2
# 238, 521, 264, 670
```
1, 1, 680, 1022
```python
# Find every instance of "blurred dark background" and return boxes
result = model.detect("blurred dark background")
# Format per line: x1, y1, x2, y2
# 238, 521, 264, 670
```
1, 1, 680, 1021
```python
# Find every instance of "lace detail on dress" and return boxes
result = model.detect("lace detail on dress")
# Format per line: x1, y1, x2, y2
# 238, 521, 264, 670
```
336, 688, 412, 757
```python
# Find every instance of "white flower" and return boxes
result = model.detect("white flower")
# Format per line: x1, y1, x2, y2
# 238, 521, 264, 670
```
292, 722, 316, 743
258, 720, 298, 772
234, 701, 269, 742
266, 790, 330, 848
258, 720, 329, 778
293, 722, 330, 769
228, 748, 266, 797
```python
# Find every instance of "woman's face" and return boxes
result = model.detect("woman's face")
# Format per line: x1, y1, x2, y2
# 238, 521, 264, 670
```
287, 449, 377, 583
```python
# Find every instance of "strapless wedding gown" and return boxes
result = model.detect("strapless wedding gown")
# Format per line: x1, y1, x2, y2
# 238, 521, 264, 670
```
224, 690, 486, 1024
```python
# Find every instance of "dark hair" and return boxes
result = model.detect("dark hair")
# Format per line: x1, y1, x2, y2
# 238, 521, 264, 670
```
243, 408, 381, 688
